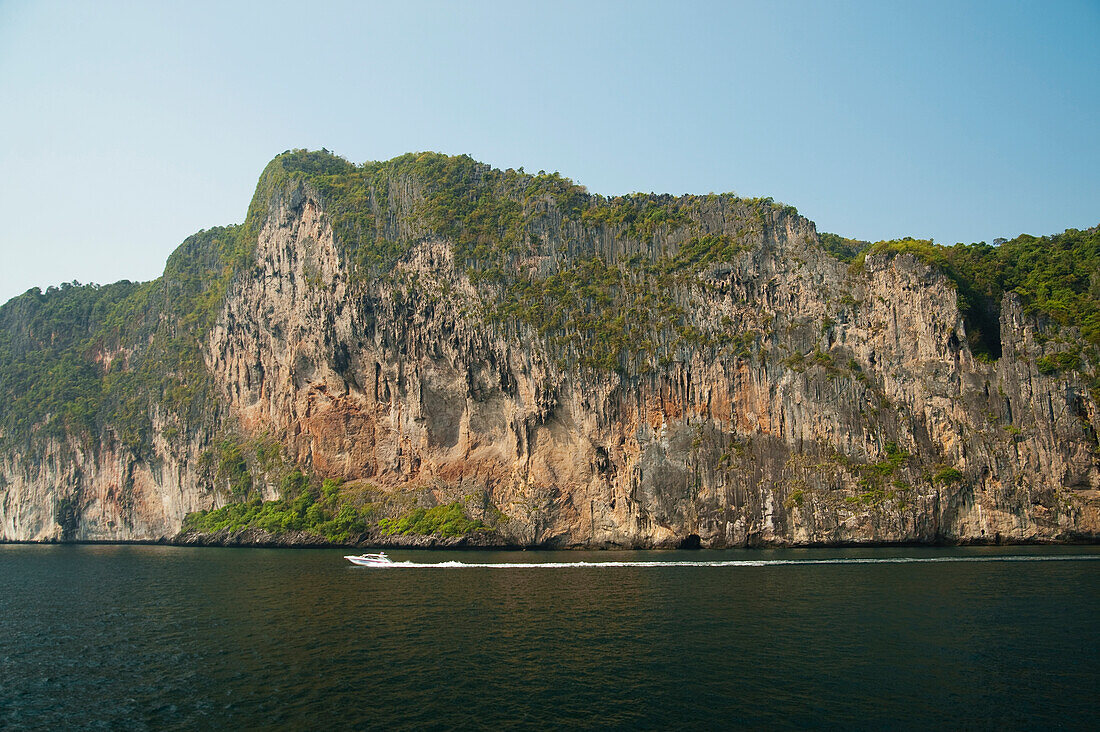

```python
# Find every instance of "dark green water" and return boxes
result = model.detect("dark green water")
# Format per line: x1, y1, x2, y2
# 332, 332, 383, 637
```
1, 545, 1097, 730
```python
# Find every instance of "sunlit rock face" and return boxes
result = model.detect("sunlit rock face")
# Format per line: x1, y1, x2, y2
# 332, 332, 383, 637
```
2, 154, 1097, 546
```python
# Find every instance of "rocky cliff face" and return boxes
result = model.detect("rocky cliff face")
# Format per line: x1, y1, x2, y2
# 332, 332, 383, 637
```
1, 414, 217, 541
2, 152, 1098, 546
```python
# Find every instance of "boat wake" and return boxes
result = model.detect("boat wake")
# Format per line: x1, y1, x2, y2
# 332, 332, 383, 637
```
349, 554, 1100, 569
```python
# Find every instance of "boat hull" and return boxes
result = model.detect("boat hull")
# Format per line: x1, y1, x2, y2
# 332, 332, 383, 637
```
344, 555, 394, 566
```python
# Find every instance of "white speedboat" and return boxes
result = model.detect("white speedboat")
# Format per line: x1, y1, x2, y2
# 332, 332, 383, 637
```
344, 552, 393, 566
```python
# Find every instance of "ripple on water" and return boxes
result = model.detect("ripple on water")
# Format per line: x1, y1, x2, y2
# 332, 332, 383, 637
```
0, 545, 1097, 730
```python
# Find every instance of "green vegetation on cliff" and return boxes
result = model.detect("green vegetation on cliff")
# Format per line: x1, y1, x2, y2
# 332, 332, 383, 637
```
0, 153, 291, 451
0, 280, 141, 443
182, 476, 376, 542
182, 475, 487, 542
855, 228, 1100, 369
278, 149, 784, 372
0, 224, 253, 453
379, 503, 487, 538
281, 149, 1098, 379
819, 232, 870, 263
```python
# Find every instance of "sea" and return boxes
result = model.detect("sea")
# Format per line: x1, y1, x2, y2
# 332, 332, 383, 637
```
1, 544, 1097, 730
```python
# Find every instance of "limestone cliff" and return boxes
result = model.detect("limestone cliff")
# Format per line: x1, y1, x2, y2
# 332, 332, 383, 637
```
2, 150, 1097, 546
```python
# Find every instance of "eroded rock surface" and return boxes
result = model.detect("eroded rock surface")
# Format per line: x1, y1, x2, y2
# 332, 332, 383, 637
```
2, 154, 1097, 546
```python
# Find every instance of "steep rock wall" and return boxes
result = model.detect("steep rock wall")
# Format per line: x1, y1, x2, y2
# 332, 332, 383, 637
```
204, 182, 1099, 546
0, 412, 222, 541
2, 162, 1097, 546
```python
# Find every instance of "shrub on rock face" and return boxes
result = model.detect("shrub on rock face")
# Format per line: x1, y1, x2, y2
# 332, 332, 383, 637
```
852, 227, 1100, 362
1036, 351, 1081, 375
181, 477, 373, 542
378, 503, 485, 537
933, 467, 965, 486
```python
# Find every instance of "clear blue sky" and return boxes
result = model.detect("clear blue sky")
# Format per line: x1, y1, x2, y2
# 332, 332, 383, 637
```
1, 0, 1097, 305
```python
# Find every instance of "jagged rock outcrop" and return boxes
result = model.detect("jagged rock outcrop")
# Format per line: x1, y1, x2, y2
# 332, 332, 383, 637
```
2, 151, 1097, 546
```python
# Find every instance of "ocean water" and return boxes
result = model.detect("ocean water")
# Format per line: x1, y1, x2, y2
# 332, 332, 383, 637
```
0, 544, 1097, 730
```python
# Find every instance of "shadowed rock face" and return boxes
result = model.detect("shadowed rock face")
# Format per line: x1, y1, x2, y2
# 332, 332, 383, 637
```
2, 154, 1098, 546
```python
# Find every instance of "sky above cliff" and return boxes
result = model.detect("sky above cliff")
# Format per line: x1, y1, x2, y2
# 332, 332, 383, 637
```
0, 0, 1097, 305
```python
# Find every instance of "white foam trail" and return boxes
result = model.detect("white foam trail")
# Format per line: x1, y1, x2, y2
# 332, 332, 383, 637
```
352, 555, 1100, 569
